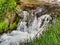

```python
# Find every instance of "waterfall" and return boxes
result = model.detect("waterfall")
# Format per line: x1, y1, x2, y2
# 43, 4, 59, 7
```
0, 7, 52, 45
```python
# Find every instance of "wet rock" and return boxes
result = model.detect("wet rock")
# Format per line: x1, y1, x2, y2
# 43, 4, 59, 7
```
33, 6, 48, 18
16, 5, 23, 18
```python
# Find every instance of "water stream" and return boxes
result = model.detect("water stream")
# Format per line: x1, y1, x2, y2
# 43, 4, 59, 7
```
0, 7, 52, 45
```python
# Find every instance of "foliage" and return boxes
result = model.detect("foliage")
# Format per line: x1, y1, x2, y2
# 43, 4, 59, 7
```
0, 21, 8, 33
0, 0, 16, 21
0, 0, 6, 21
6, 0, 16, 11
24, 15, 60, 45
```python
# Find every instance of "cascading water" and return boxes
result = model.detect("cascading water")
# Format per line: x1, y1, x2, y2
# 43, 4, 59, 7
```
0, 7, 52, 45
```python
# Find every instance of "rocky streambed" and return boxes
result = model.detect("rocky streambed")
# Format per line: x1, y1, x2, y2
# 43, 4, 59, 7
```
0, 5, 59, 45
0, 0, 60, 45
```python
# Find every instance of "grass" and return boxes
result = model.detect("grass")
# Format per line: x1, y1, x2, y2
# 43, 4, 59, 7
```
24, 15, 60, 45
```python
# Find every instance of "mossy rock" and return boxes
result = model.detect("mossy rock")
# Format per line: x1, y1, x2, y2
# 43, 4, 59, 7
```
0, 21, 8, 33
9, 22, 17, 30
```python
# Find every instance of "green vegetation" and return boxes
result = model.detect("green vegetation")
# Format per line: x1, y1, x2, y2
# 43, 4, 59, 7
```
0, 0, 17, 33
0, 21, 8, 33
24, 15, 60, 45
9, 22, 17, 30
0, 0, 16, 21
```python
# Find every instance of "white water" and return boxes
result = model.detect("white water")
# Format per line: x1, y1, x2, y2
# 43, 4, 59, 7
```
0, 15, 52, 45
0, 7, 52, 45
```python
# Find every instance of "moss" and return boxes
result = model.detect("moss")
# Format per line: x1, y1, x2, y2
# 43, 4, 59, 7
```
9, 22, 17, 30
0, 21, 8, 33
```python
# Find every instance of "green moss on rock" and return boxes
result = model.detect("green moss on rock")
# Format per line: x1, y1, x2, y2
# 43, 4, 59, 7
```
9, 22, 17, 30
0, 21, 8, 33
